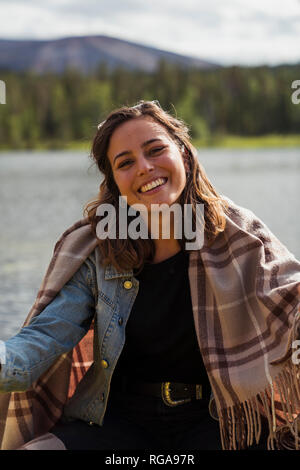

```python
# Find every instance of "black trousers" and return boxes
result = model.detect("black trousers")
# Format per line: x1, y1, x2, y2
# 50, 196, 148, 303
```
50, 389, 269, 450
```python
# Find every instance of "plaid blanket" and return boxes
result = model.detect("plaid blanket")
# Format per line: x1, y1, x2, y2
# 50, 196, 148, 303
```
0, 200, 299, 450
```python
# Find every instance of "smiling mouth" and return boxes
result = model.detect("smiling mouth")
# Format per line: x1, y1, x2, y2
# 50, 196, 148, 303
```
138, 177, 168, 193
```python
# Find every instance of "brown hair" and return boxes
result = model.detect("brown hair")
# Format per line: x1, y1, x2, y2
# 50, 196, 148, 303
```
84, 100, 227, 272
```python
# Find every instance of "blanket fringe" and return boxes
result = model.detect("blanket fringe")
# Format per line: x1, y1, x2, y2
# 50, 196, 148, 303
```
217, 361, 300, 450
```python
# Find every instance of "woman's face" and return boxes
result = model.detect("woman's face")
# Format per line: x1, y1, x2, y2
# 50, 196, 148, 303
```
107, 116, 187, 211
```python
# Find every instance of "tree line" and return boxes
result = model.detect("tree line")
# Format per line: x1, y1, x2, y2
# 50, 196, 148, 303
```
0, 61, 299, 149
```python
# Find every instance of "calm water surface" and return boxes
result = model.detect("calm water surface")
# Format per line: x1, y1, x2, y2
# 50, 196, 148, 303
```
0, 148, 299, 340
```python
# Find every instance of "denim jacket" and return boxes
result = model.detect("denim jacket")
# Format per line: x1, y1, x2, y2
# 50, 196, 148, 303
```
0, 247, 215, 425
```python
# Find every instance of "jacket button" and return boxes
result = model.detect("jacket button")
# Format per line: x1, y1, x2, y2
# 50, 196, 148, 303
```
101, 359, 109, 369
118, 316, 123, 326
123, 280, 132, 290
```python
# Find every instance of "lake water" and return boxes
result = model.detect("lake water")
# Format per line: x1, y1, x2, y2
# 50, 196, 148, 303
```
0, 148, 299, 340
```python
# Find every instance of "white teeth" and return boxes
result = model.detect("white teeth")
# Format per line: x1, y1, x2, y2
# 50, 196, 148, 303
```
140, 178, 166, 193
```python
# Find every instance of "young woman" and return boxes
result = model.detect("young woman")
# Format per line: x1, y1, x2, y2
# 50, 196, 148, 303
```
0, 101, 299, 451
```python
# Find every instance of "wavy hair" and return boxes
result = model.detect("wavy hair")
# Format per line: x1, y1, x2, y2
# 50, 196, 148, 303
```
84, 100, 228, 272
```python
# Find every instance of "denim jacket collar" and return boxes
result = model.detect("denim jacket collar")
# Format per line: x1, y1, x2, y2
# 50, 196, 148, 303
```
104, 264, 133, 280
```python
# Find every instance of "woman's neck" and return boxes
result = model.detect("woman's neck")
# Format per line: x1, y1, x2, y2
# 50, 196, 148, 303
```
144, 208, 182, 263
152, 238, 182, 264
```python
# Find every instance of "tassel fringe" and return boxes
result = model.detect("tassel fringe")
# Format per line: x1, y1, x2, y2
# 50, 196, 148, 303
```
217, 361, 300, 450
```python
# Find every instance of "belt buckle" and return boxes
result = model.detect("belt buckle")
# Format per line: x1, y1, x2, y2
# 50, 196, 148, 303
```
161, 382, 192, 407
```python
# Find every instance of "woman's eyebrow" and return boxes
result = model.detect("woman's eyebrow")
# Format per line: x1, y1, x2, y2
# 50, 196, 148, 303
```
113, 138, 163, 164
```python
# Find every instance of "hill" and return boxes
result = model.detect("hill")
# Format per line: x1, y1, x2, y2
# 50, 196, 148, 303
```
0, 35, 218, 74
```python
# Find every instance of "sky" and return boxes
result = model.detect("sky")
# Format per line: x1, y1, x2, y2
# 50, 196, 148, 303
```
1, 0, 300, 66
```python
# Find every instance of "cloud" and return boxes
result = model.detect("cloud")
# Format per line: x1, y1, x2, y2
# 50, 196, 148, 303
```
0, 0, 299, 65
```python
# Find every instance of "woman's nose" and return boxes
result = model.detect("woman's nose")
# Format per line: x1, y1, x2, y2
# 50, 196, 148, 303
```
136, 155, 154, 176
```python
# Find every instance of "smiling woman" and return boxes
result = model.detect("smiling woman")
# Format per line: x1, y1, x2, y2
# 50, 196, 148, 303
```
0, 101, 299, 451
85, 101, 226, 268
107, 118, 187, 208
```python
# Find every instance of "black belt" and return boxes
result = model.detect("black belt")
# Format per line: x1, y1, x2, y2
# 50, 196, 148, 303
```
116, 377, 207, 407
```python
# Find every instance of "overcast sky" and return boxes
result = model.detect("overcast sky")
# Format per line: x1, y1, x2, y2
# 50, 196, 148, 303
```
1, 0, 300, 66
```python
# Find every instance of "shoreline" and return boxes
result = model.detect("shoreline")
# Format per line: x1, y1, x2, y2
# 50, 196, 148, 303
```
0, 134, 300, 151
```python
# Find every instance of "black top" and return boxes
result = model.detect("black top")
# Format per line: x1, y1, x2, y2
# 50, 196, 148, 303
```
112, 250, 210, 388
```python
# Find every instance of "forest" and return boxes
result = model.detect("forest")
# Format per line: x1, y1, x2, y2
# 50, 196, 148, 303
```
0, 61, 299, 149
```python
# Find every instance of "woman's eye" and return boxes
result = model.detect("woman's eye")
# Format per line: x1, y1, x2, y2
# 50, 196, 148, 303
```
149, 146, 165, 155
117, 147, 165, 168
118, 159, 132, 168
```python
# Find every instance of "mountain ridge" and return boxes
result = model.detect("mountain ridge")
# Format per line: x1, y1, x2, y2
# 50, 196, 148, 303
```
0, 35, 219, 74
